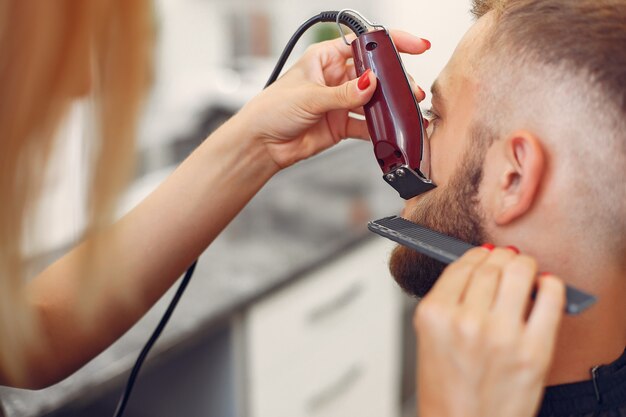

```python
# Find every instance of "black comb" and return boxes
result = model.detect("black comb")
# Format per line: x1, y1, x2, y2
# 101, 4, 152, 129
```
368, 215, 596, 315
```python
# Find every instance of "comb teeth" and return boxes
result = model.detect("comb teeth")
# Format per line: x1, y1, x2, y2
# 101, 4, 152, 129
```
370, 216, 473, 263
368, 215, 597, 315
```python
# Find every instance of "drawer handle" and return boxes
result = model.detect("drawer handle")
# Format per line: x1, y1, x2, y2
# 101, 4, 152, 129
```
306, 282, 364, 324
306, 363, 364, 413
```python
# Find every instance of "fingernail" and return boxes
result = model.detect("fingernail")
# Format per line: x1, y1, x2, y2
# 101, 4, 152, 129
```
418, 85, 425, 96
422, 118, 429, 129
505, 245, 520, 254
358, 69, 371, 91
481, 243, 495, 251
421, 38, 431, 50
539, 272, 552, 277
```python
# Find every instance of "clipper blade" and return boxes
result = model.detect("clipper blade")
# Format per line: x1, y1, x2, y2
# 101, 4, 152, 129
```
368, 215, 596, 315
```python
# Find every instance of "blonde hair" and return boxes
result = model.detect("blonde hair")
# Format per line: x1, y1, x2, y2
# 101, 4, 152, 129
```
0, 0, 153, 383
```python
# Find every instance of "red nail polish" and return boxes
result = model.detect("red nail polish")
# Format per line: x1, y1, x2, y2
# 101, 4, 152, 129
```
358, 69, 371, 90
421, 38, 431, 50
422, 118, 429, 129
481, 243, 495, 251
505, 245, 520, 254
539, 272, 552, 277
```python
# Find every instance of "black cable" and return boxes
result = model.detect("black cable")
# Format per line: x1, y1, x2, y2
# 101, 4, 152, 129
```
112, 260, 197, 417
265, 11, 368, 88
113, 10, 368, 417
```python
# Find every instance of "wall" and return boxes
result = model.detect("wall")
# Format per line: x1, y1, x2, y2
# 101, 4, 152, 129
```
374, 0, 474, 109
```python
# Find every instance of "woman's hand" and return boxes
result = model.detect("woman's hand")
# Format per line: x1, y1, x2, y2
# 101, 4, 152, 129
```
238, 31, 430, 170
415, 246, 566, 417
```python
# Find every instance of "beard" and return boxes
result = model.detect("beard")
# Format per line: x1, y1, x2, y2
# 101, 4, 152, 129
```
388, 130, 491, 298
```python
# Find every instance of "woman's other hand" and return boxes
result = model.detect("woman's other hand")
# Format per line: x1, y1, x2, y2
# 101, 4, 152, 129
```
415, 246, 566, 417
238, 31, 430, 170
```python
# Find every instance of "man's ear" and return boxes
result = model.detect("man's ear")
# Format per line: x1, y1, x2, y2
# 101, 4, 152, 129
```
494, 131, 546, 225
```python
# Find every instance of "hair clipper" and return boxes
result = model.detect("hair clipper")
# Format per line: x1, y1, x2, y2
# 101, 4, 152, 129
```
265, 10, 436, 200
351, 27, 435, 199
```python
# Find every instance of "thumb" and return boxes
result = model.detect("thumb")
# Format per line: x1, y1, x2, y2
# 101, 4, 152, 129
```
313, 69, 377, 113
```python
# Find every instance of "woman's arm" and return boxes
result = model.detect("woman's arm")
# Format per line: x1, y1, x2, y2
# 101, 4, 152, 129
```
9, 32, 429, 389
22, 116, 279, 388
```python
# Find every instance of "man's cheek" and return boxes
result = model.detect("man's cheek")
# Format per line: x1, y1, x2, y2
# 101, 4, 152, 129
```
429, 130, 470, 187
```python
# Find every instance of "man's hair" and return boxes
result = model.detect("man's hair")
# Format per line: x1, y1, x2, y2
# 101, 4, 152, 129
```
468, 0, 626, 261
471, 0, 625, 116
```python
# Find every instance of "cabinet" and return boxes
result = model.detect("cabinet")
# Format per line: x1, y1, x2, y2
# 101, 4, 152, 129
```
244, 239, 403, 417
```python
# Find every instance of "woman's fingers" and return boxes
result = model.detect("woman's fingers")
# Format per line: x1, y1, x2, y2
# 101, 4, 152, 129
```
462, 248, 515, 314
346, 61, 357, 80
427, 247, 490, 305
389, 30, 431, 54
316, 30, 427, 119
348, 76, 425, 116
310, 70, 377, 113
345, 52, 425, 99
493, 255, 539, 321
327, 29, 430, 61
344, 117, 370, 141
408, 74, 427, 102
525, 274, 565, 355
429, 245, 563, 326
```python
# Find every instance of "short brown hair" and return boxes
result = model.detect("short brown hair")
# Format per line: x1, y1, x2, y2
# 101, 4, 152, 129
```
468, 0, 626, 259
472, 0, 626, 117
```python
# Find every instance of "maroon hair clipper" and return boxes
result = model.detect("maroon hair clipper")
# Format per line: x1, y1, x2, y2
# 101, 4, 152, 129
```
266, 10, 435, 199
345, 14, 435, 199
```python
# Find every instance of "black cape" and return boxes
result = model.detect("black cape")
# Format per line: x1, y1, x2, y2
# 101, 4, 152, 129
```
538, 349, 626, 417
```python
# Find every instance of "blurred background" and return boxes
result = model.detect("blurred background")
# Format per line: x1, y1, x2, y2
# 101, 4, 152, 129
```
1, 0, 472, 416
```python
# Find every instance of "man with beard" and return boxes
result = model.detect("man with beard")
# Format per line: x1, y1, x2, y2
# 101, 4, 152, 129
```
389, 0, 626, 416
